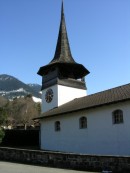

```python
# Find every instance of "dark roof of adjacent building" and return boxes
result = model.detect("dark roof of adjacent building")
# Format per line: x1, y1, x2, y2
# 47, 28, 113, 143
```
37, 2, 89, 78
35, 83, 130, 120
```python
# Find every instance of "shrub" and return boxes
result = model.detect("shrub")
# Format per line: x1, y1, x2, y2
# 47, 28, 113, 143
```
0, 129, 5, 143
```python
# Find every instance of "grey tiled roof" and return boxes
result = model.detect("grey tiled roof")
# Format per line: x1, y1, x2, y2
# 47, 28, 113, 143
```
36, 83, 130, 119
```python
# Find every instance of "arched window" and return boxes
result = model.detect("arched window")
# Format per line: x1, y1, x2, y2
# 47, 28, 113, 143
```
112, 109, 123, 124
79, 117, 87, 129
55, 121, 61, 131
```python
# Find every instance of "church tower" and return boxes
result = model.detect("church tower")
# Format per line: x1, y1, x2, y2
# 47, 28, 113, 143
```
38, 2, 90, 113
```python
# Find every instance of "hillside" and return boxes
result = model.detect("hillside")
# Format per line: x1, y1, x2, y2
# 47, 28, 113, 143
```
0, 96, 8, 107
0, 95, 41, 129
0, 74, 41, 100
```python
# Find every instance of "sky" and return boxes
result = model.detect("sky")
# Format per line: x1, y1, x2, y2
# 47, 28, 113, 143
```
0, 0, 130, 95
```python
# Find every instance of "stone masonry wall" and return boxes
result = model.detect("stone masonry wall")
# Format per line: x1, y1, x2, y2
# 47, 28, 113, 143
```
0, 147, 130, 172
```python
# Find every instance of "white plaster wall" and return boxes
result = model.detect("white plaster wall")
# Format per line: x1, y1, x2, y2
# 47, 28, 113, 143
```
58, 85, 86, 107
42, 85, 86, 113
40, 101, 130, 155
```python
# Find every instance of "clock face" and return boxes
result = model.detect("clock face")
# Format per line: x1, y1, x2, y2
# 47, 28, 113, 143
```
45, 89, 53, 103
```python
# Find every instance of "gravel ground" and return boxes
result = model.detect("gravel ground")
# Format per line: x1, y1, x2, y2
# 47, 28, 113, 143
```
0, 161, 98, 173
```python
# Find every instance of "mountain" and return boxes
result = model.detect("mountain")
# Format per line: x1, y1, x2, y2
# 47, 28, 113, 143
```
0, 74, 41, 101
27, 84, 41, 93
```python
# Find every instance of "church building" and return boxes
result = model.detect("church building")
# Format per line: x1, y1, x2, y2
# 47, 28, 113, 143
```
36, 2, 130, 155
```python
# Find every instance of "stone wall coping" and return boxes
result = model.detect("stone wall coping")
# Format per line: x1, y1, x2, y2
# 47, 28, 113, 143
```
0, 146, 130, 158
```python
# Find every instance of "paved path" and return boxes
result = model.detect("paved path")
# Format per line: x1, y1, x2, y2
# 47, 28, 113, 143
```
0, 161, 97, 173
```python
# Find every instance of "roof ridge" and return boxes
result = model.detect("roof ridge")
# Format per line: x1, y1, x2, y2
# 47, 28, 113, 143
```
86, 83, 130, 98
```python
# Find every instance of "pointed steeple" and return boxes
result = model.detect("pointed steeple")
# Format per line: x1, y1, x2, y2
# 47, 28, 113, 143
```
38, 2, 90, 80
50, 1, 75, 64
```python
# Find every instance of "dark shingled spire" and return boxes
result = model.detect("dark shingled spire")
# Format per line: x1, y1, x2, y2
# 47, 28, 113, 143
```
50, 1, 75, 64
38, 2, 89, 79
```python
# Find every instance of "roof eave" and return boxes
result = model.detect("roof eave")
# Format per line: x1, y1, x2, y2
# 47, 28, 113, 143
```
34, 98, 130, 120
37, 62, 90, 77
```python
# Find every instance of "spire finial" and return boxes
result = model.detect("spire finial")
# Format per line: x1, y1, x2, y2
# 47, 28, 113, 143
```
61, 0, 64, 20
62, 0, 64, 12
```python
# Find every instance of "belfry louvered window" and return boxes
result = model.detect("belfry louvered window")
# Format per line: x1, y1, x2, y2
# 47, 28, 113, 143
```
112, 110, 123, 124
